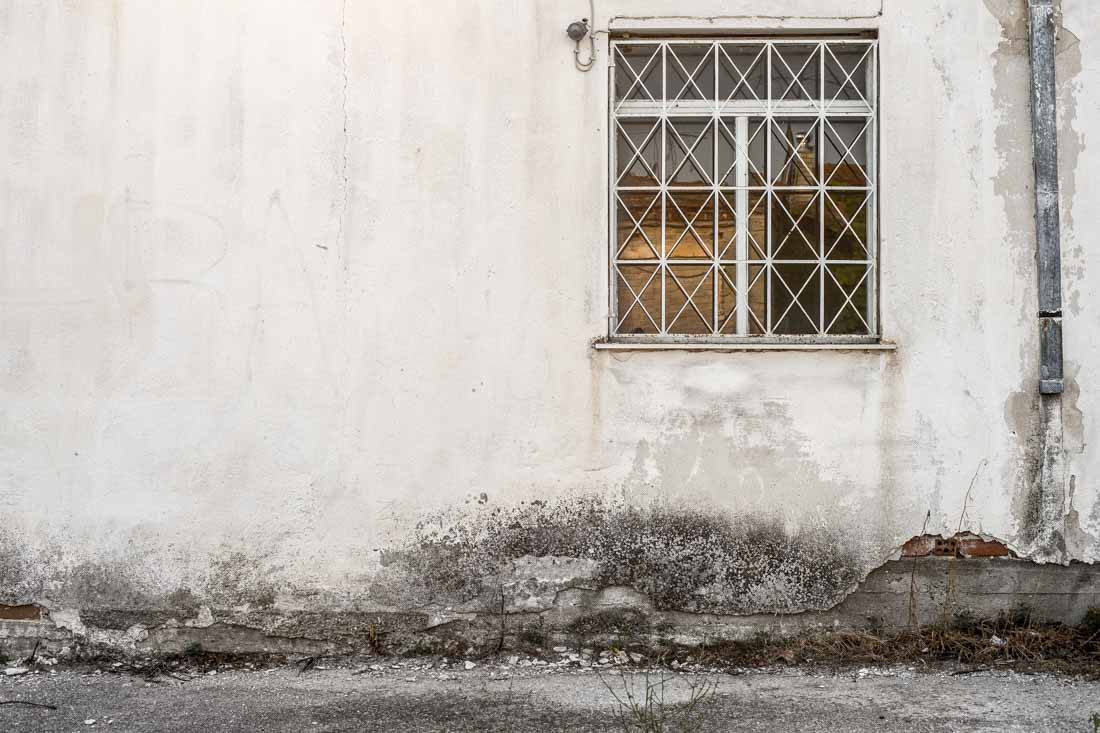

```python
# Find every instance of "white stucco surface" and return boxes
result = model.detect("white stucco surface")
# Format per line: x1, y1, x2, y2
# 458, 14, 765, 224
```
0, 0, 1096, 612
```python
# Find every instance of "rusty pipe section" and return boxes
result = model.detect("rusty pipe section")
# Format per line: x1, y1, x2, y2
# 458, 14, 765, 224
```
1028, 0, 1063, 395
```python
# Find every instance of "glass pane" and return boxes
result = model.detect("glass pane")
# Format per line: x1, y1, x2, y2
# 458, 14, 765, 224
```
824, 43, 871, 102
823, 192, 870, 260
615, 265, 660, 334
718, 44, 768, 101
666, 119, 713, 185
824, 264, 871, 334
666, 265, 713, 334
770, 119, 818, 187
771, 43, 820, 102
616, 191, 661, 260
616, 119, 661, 186
666, 191, 714, 259
823, 119, 870, 186
614, 44, 662, 101
771, 263, 820, 334
667, 44, 715, 101
771, 191, 819, 260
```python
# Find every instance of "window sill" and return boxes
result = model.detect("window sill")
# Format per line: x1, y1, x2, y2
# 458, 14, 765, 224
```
591, 339, 897, 353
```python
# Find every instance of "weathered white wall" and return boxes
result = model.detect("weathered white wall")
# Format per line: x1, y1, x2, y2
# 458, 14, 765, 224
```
0, 0, 1096, 617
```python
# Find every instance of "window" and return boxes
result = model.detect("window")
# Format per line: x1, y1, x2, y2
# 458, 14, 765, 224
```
610, 38, 878, 340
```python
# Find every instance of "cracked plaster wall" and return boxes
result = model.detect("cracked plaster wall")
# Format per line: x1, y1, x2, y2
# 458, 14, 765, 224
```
0, 0, 1098, 628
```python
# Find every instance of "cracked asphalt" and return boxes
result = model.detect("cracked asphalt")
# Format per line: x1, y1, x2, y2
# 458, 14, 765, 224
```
2, 663, 1098, 732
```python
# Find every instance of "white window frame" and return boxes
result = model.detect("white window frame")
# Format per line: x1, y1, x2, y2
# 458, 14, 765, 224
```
608, 36, 879, 343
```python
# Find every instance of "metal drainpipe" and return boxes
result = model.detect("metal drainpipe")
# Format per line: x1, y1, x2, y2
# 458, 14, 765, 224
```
1027, 0, 1068, 561
1028, 0, 1063, 395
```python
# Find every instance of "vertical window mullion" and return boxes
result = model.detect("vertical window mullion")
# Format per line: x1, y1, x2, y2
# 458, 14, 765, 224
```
713, 43, 720, 335
818, 43, 826, 335
765, 43, 773, 335
735, 116, 750, 336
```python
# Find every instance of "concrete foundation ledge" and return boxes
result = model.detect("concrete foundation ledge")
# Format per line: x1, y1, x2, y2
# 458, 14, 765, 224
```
2, 557, 1098, 661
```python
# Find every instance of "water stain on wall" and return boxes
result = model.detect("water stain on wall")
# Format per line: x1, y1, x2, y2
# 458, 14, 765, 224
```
376, 495, 865, 615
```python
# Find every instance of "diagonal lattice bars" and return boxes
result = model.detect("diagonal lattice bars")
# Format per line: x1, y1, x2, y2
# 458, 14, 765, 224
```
612, 39, 877, 338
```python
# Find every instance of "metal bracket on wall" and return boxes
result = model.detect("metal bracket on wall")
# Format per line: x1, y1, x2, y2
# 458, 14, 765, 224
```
1039, 316, 1063, 394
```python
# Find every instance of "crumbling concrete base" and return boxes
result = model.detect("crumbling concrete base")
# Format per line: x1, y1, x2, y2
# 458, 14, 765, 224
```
3, 555, 1098, 660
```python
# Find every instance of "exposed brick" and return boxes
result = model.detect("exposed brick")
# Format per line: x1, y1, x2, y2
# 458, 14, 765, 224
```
0, 604, 41, 621
900, 533, 1014, 559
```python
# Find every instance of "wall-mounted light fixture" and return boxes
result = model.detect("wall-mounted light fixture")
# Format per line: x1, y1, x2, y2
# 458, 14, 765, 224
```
567, 17, 595, 72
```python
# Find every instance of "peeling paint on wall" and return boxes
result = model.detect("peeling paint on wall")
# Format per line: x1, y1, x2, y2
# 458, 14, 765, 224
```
900, 532, 1015, 558
986, 0, 1043, 555
0, 0, 1098, 658
983, 0, 1088, 563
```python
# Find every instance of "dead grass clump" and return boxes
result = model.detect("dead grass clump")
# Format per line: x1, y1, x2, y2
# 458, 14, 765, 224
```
598, 670, 718, 733
567, 609, 651, 641
66, 641, 286, 681
1082, 607, 1100, 636
661, 612, 1100, 672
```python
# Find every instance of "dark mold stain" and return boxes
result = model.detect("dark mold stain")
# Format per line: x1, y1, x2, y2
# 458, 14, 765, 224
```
1004, 386, 1052, 556
0, 528, 287, 616
0, 526, 38, 604
379, 496, 864, 615
163, 587, 202, 616
62, 561, 157, 609
204, 550, 279, 609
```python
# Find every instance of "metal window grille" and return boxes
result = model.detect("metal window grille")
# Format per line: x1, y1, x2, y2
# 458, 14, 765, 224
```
610, 38, 878, 340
